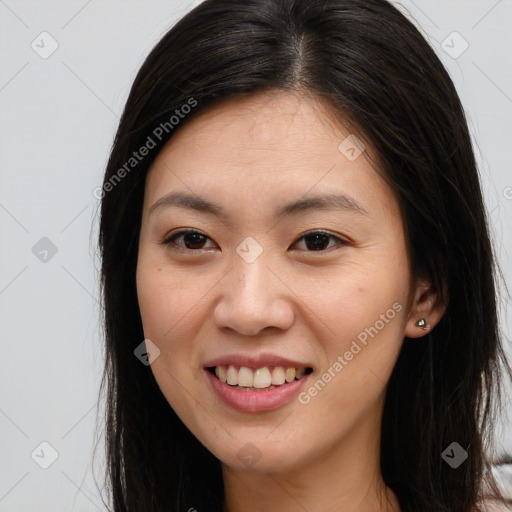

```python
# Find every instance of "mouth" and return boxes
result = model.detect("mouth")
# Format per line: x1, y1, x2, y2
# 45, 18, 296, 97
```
206, 365, 313, 391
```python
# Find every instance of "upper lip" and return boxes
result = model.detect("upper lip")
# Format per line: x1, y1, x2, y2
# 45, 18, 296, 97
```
204, 353, 312, 369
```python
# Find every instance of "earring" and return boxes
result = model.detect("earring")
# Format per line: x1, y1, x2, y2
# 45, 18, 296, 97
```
416, 318, 430, 330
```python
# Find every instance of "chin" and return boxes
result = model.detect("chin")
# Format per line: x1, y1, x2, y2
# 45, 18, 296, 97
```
198, 432, 306, 473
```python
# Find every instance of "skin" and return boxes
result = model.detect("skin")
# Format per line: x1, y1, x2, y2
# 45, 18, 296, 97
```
136, 89, 446, 512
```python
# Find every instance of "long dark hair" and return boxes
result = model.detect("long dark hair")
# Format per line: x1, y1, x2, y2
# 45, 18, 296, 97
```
95, 0, 512, 510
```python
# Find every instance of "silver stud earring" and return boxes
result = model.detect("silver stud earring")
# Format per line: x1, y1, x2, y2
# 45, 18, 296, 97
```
416, 318, 430, 330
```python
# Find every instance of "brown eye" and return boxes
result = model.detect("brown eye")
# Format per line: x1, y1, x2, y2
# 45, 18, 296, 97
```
163, 230, 216, 251
291, 231, 347, 252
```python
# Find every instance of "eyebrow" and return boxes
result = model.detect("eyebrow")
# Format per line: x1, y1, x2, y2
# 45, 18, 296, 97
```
149, 191, 369, 218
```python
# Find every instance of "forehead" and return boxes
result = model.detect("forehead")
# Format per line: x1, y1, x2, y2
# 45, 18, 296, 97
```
143, 90, 398, 223
164, 90, 361, 156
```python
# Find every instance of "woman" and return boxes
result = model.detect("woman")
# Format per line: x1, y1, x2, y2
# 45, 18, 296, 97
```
96, 0, 512, 510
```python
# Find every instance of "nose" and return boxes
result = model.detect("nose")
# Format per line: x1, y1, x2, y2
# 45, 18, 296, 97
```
212, 255, 295, 337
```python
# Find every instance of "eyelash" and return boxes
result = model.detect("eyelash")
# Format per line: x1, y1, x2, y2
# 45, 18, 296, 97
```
161, 229, 347, 254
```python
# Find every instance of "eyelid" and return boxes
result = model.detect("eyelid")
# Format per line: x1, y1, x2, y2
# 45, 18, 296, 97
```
162, 229, 216, 251
161, 228, 348, 253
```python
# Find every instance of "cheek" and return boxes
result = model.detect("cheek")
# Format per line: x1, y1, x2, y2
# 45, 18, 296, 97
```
296, 250, 409, 397
296, 300, 405, 444
136, 256, 206, 341
294, 250, 408, 340
135, 261, 197, 401
136, 261, 207, 420
135, 255, 217, 385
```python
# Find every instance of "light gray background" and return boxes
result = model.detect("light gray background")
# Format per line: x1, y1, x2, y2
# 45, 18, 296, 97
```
1, 1, 511, 510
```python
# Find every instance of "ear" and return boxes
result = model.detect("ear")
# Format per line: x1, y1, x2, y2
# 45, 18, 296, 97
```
404, 277, 448, 339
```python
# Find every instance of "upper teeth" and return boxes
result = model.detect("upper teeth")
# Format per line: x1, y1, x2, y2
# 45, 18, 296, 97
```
214, 365, 307, 388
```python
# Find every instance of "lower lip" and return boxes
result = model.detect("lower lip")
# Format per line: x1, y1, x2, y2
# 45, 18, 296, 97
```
205, 369, 309, 412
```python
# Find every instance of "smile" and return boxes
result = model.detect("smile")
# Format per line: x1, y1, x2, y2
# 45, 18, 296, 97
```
205, 365, 313, 412
208, 365, 312, 390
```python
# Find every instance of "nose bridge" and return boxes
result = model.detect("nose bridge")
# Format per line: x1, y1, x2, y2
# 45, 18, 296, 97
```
233, 246, 270, 298
213, 239, 294, 336
231, 232, 274, 292
230, 239, 275, 309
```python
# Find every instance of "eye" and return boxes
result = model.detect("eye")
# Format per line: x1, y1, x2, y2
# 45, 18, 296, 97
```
291, 230, 347, 251
162, 229, 216, 252
161, 229, 347, 253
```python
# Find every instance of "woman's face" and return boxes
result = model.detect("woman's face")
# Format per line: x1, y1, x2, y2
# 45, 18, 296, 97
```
136, 90, 419, 473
